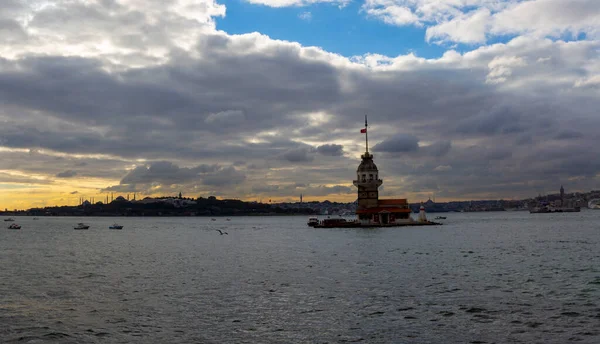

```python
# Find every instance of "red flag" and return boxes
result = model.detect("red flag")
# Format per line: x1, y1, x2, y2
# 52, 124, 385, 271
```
360, 128, 367, 133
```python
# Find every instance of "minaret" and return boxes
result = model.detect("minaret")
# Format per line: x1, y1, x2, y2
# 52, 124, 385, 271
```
353, 115, 382, 210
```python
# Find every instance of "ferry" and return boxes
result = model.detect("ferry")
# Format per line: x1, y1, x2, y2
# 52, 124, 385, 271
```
307, 217, 319, 227
530, 206, 580, 213
74, 223, 90, 230
8, 223, 21, 229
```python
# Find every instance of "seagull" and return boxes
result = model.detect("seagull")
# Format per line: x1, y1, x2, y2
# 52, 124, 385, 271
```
216, 229, 228, 235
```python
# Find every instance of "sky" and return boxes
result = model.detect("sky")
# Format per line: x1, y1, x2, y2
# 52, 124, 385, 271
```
1, 0, 600, 210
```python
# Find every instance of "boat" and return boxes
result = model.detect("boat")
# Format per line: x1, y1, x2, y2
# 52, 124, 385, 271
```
307, 217, 319, 227
529, 206, 581, 213
313, 218, 350, 228
109, 224, 123, 229
74, 223, 90, 230
434, 216, 447, 220
211, 218, 216, 221
226, 218, 231, 221
4, 218, 14, 222
8, 223, 21, 229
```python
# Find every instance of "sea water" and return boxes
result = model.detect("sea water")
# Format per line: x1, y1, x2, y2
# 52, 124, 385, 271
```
1, 212, 599, 343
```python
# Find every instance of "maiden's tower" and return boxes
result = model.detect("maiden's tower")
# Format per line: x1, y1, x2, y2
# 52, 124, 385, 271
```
310, 117, 440, 228
353, 116, 413, 225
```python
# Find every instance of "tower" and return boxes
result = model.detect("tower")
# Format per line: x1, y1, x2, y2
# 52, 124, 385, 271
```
560, 185, 564, 206
418, 203, 427, 222
353, 115, 382, 210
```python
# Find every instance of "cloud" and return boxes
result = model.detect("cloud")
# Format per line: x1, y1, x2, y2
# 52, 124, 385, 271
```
205, 110, 245, 125
280, 147, 315, 162
105, 161, 245, 193
316, 144, 344, 156
555, 130, 584, 140
433, 165, 452, 172
56, 170, 77, 178
421, 141, 451, 157
362, 0, 600, 44
363, 1, 419, 26
298, 12, 312, 21
202, 166, 246, 186
426, 8, 491, 44
0, 0, 599, 206
373, 134, 419, 153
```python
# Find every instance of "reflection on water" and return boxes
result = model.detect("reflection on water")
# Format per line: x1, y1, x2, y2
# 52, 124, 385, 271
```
1, 212, 599, 343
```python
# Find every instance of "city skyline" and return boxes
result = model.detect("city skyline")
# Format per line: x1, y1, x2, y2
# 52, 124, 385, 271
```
1, 0, 600, 209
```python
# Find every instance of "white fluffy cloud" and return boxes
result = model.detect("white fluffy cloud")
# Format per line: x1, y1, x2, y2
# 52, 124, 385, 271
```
0, 0, 226, 66
362, 0, 600, 44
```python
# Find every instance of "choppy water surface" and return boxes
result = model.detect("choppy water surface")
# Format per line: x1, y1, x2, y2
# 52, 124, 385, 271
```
1, 212, 599, 343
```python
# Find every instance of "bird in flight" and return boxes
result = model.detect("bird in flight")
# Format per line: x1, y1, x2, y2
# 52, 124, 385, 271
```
216, 229, 228, 235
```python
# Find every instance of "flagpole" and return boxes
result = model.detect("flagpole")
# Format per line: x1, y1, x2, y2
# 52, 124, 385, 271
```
365, 115, 369, 154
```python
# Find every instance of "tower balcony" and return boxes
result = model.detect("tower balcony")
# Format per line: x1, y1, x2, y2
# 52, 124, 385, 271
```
353, 179, 383, 187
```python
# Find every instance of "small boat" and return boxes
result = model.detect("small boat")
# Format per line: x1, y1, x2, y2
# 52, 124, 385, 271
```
109, 224, 123, 229
434, 216, 447, 220
74, 223, 90, 230
313, 218, 351, 228
211, 218, 216, 221
4, 218, 15, 222
226, 218, 231, 221
307, 217, 319, 227
8, 223, 21, 229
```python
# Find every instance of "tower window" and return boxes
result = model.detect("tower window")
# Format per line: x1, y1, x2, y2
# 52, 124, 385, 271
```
369, 174, 373, 180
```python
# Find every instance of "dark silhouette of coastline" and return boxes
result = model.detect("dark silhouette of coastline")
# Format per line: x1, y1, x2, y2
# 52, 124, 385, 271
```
2, 196, 314, 217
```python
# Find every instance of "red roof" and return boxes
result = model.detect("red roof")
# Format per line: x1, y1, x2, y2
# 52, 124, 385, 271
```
378, 199, 408, 206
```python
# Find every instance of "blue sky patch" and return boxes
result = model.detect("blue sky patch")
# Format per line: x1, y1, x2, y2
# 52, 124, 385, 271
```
217, 0, 452, 58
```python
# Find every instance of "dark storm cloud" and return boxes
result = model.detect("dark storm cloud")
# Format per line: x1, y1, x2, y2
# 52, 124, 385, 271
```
104, 161, 246, 192
120, 161, 219, 185
421, 141, 452, 157
280, 147, 315, 162
373, 134, 420, 153
56, 170, 77, 178
0, 56, 195, 124
202, 166, 246, 186
316, 144, 344, 156
456, 105, 522, 135
554, 130, 584, 140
